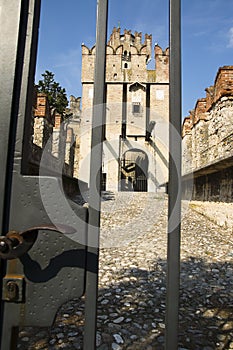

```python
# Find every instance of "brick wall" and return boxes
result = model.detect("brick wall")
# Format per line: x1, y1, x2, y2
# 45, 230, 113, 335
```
182, 66, 233, 174
214, 66, 233, 104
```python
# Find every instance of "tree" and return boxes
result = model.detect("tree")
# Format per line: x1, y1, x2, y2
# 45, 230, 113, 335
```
37, 70, 68, 115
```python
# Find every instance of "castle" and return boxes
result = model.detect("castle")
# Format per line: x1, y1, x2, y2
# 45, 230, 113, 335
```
79, 27, 169, 192
32, 28, 233, 200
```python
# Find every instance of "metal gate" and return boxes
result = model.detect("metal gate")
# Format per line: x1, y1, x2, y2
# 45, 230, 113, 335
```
0, 1, 181, 349
120, 159, 148, 192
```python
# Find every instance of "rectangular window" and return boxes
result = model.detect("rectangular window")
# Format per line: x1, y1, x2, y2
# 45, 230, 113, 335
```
132, 102, 140, 114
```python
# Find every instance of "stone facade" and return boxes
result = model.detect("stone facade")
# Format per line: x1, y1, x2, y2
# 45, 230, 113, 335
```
32, 91, 77, 179
79, 27, 169, 191
182, 66, 233, 201
66, 95, 81, 178
33, 93, 54, 149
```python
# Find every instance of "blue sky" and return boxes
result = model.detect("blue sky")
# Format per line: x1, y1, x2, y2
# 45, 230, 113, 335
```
35, 0, 233, 118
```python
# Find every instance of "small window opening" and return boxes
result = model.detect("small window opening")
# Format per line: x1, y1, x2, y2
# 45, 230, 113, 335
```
132, 102, 140, 114
122, 50, 131, 62
124, 63, 128, 69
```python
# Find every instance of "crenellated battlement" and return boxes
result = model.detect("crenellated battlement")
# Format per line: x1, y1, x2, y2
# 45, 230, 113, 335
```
106, 27, 152, 55
182, 65, 233, 137
81, 27, 169, 87
82, 27, 152, 58
182, 65, 233, 193
154, 45, 169, 83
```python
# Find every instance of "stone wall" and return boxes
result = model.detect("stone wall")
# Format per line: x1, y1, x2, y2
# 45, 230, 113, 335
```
182, 66, 233, 201
33, 93, 53, 149
192, 167, 233, 202
31, 92, 79, 182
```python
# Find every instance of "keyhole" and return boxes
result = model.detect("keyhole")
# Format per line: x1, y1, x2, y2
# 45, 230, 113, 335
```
6, 281, 19, 300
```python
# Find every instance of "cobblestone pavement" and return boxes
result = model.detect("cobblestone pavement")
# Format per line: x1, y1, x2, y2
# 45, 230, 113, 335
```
17, 192, 233, 350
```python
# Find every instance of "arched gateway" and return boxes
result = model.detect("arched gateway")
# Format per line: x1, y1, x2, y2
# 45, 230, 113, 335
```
120, 149, 148, 192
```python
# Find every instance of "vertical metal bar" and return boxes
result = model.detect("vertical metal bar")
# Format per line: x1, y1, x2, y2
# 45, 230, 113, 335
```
165, 0, 182, 349
83, 1, 108, 349
0, 1, 29, 348
21, 0, 41, 174
0, 0, 25, 233
145, 83, 150, 141
0, 1, 41, 348
121, 83, 127, 138
0, 0, 22, 320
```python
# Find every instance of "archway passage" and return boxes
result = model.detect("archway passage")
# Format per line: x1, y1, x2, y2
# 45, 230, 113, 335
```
120, 149, 148, 192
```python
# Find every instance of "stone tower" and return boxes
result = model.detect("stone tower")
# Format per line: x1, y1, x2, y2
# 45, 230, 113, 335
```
79, 27, 169, 192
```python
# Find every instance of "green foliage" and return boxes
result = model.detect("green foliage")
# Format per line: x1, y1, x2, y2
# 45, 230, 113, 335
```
37, 70, 68, 115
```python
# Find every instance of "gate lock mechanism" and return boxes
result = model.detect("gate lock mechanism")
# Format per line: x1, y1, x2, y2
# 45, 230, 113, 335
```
0, 224, 75, 260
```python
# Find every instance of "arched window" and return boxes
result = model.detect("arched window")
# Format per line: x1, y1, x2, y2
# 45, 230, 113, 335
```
122, 50, 128, 61
124, 63, 128, 69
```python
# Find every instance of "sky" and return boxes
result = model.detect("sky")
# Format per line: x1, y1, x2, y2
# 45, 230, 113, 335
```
35, 0, 233, 119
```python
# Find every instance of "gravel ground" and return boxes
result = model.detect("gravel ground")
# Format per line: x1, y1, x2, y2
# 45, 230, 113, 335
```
190, 200, 233, 230
17, 192, 233, 350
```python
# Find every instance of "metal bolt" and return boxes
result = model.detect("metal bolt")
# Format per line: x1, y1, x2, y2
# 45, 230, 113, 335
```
0, 240, 8, 253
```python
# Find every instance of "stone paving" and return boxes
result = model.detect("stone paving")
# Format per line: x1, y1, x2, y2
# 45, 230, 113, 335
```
17, 192, 233, 350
